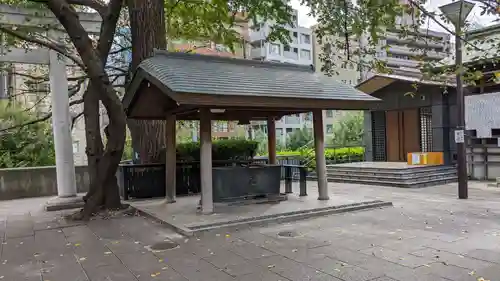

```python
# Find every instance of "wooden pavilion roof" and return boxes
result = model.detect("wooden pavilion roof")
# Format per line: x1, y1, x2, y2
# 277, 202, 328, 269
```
123, 50, 380, 120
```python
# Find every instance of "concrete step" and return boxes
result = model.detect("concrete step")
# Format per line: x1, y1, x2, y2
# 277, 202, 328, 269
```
326, 175, 458, 188
326, 165, 456, 176
326, 170, 457, 181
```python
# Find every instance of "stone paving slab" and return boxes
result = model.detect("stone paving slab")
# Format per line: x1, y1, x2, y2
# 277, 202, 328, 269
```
1, 181, 500, 281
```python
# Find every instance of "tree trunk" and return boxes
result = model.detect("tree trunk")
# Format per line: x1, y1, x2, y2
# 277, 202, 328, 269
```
44, 0, 126, 219
127, 0, 168, 164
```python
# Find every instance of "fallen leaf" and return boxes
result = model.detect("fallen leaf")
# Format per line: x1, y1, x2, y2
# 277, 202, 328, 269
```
104, 252, 112, 255
334, 268, 341, 272
74, 243, 81, 247
162, 267, 168, 270
267, 264, 275, 268
79, 257, 86, 261
469, 271, 475, 276
225, 234, 230, 238
158, 259, 164, 263
0, 276, 4, 279
150, 272, 161, 277
134, 241, 139, 244
292, 249, 298, 252
458, 255, 465, 258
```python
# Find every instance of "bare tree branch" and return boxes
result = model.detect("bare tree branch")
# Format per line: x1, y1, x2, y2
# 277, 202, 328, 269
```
109, 46, 131, 55
0, 114, 51, 133
67, 0, 107, 17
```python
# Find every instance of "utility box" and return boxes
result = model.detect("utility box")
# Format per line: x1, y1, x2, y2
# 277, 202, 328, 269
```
407, 152, 444, 165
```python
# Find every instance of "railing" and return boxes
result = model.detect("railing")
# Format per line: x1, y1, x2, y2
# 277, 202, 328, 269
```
119, 160, 255, 200
118, 147, 365, 200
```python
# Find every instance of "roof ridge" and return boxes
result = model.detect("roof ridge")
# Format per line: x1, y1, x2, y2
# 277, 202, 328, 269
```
152, 49, 314, 73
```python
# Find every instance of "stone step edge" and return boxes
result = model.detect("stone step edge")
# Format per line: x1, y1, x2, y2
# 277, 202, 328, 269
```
188, 201, 393, 234
325, 171, 457, 180
131, 200, 393, 236
326, 176, 458, 186
325, 167, 456, 175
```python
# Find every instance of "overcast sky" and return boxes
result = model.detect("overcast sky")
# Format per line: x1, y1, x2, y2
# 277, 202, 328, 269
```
290, 0, 499, 32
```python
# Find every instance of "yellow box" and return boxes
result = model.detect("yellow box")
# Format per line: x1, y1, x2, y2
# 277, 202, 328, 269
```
407, 152, 444, 165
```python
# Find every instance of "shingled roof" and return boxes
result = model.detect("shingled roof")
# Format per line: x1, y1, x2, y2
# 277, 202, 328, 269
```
123, 51, 379, 120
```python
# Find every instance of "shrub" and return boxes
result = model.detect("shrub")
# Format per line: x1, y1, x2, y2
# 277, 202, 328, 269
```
176, 139, 259, 161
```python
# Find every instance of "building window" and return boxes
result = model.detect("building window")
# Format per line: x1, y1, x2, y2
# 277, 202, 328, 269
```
326, 110, 333, 118
213, 121, 229, 132
284, 45, 290, 52
341, 79, 347, 84
300, 49, 311, 60
286, 128, 293, 134
276, 128, 283, 136
301, 33, 311, 44
326, 125, 333, 134
73, 141, 80, 153
269, 43, 281, 55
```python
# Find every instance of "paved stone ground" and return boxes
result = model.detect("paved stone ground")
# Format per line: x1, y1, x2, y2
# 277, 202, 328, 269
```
1, 182, 500, 281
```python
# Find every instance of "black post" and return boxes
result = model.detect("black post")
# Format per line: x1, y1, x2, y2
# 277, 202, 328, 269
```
455, 21, 468, 199
284, 166, 293, 193
299, 167, 307, 196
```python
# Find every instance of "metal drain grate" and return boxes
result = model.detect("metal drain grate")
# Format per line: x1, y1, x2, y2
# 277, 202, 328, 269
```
277, 231, 299, 238
150, 241, 179, 251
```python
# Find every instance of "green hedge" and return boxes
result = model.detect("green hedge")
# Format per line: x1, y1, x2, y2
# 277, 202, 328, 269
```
176, 139, 259, 161
273, 147, 364, 160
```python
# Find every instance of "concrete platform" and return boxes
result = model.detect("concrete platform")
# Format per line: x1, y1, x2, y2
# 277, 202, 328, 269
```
128, 182, 393, 236
326, 162, 457, 188
330, 161, 441, 170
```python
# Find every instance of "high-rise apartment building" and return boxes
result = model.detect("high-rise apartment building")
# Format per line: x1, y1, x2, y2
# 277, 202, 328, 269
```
248, 9, 313, 66
247, 9, 345, 145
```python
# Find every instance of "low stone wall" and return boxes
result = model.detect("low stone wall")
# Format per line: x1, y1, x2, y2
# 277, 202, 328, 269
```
0, 166, 90, 200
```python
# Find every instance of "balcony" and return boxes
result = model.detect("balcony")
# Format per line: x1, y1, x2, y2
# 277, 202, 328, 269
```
386, 33, 445, 49
250, 47, 266, 59
284, 115, 301, 125
383, 57, 420, 68
388, 45, 448, 60
249, 26, 269, 42
283, 51, 298, 60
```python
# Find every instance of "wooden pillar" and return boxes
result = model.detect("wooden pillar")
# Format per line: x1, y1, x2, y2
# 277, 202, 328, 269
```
267, 117, 277, 164
199, 109, 213, 214
165, 115, 176, 203
313, 109, 329, 200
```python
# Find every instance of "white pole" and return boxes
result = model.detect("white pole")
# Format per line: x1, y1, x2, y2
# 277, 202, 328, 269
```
48, 49, 77, 197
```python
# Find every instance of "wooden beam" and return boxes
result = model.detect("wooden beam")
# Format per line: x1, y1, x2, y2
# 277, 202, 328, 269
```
0, 4, 101, 34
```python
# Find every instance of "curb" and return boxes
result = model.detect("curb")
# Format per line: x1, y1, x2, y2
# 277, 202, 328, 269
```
130, 200, 393, 236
